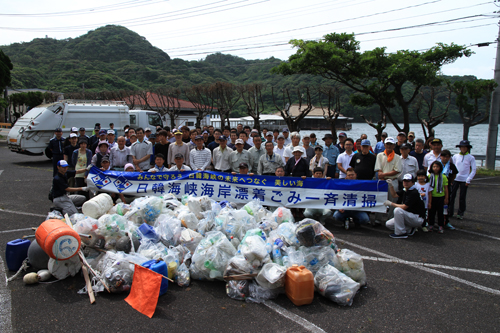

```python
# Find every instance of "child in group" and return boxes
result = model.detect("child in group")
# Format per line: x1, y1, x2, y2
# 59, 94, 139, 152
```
450, 140, 476, 220
309, 146, 329, 177
428, 160, 448, 233
440, 150, 458, 229
148, 153, 168, 173
416, 169, 432, 232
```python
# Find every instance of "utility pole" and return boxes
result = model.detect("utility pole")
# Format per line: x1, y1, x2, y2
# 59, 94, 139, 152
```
4, 87, 8, 124
486, 22, 500, 170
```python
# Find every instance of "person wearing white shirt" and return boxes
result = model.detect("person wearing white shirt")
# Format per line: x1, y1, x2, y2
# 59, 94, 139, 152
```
282, 128, 292, 146
423, 138, 443, 170
168, 153, 192, 171
213, 135, 233, 172
397, 143, 419, 188
284, 131, 306, 161
337, 138, 355, 179
449, 140, 476, 220
109, 136, 132, 170
273, 134, 288, 164
107, 130, 118, 150
130, 128, 153, 171
190, 135, 212, 170
148, 154, 168, 173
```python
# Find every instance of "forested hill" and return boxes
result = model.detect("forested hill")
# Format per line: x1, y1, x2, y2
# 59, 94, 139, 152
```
0, 25, 483, 122
0, 25, 301, 92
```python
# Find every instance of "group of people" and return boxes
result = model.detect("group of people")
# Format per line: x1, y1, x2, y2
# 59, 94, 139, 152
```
49, 123, 477, 239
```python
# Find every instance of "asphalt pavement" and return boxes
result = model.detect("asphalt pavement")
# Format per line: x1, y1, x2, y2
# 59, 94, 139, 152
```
0, 142, 499, 333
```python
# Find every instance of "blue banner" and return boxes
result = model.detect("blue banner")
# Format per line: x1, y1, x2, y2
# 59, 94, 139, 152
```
87, 166, 388, 212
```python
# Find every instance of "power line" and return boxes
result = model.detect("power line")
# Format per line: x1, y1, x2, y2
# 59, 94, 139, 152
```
0, 0, 166, 17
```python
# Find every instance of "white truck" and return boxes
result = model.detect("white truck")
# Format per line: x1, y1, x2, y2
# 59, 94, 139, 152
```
7, 100, 163, 157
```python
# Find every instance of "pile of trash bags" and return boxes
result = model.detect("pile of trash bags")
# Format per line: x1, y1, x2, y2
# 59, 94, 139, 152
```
36, 194, 367, 307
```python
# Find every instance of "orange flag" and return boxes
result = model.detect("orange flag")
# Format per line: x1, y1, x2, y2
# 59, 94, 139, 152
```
125, 264, 163, 318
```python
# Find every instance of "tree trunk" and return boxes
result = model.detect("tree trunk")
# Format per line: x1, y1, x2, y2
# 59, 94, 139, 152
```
252, 116, 260, 133
329, 121, 338, 144
170, 116, 176, 130
463, 123, 470, 141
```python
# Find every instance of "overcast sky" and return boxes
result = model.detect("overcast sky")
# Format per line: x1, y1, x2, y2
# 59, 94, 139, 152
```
1, 0, 498, 79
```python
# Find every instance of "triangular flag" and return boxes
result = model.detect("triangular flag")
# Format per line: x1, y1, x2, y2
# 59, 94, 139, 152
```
125, 264, 163, 318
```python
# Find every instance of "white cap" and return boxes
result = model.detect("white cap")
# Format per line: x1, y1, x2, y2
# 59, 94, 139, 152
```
235, 139, 244, 145
292, 146, 304, 153
71, 127, 78, 132
403, 174, 414, 181
145, 127, 151, 132
107, 129, 115, 135
69, 133, 77, 138
384, 137, 395, 144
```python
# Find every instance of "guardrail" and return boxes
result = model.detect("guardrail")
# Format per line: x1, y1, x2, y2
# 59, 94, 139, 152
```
0, 123, 12, 129
474, 154, 500, 167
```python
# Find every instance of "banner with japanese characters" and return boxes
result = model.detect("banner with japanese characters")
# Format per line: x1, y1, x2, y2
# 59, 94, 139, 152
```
87, 166, 388, 212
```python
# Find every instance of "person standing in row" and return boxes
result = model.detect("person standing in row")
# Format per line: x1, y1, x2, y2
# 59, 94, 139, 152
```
130, 128, 153, 171
337, 138, 355, 179
72, 138, 92, 190
258, 141, 285, 176
309, 146, 329, 177
213, 135, 233, 173
284, 146, 311, 177
248, 136, 265, 174
423, 138, 443, 169
230, 139, 253, 173
302, 134, 315, 164
449, 140, 476, 220
167, 130, 190, 168
427, 160, 448, 233
48, 128, 65, 176
410, 138, 428, 170
154, 130, 170, 167
349, 139, 376, 180
374, 137, 402, 225
109, 136, 132, 171
322, 134, 340, 178
190, 135, 212, 171
397, 143, 418, 190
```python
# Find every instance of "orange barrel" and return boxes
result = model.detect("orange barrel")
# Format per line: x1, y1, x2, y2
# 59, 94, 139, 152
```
35, 219, 81, 260
285, 264, 314, 306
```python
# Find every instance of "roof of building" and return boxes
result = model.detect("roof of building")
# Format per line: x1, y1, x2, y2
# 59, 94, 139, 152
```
275, 104, 353, 120
123, 92, 216, 111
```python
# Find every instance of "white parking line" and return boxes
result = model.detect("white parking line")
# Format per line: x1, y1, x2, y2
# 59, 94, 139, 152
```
0, 228, 34, 234
361, 256, 500, 277
0, 256, 13, 332
263, 301, 326, 333
337, 238, 500, 296
457, 229, 500, 241
0, 209, 46, 218
0, 170, 3, 176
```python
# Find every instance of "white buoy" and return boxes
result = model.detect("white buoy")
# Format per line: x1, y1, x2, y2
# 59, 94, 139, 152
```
23, 272, 39, 284
82, 193, 113, 219
37, 269, 52, 282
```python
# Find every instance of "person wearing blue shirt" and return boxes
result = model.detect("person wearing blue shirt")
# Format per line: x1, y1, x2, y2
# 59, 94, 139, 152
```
374, 132, 387, 155
322, 134, 340, 178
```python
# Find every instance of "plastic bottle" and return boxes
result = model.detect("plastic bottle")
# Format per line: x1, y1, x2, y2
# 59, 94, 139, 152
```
443, 204, 448, 215
272, 244, 283, 266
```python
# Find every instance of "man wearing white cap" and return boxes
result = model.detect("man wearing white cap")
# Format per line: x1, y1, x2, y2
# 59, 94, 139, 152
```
52, 160, 89, 216
230, 139, 253, 173
374, 136, 402, 225
107, 129, 117, 150
385, 174, 426, 239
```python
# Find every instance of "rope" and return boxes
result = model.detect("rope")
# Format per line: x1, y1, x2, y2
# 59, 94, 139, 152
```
7, 259, 29, 282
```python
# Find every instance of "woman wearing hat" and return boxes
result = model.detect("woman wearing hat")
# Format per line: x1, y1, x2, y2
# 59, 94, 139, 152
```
449, 140, 476, 220
72, 138, 93, 190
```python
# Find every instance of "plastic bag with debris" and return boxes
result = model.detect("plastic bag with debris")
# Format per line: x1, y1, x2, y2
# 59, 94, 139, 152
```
295, 218, 336, 249
176, 262, 191, 287
334, 249, 367, 286
300, 246, 339, 275
270, 207, 294, 224
226, 279, 250, 300
255, 263, 286, 289
190, 231, 237, 281
245, 281, 280, 303
314, 264, 360, 306
187, 195, 213, 219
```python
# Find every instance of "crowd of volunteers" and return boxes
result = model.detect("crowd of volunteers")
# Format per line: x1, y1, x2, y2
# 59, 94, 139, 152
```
48, 122, 477, 239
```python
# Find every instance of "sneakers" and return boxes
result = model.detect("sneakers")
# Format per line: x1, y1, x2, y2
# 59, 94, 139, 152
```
390, 233, 408, 239
344, 218, 350, 230
457, 215, 464, 220
445, 223, 456, 230
428, 225, 434, 232
438, 226, 444, 234
422, 226, 429, 233
408, 228, 416, 236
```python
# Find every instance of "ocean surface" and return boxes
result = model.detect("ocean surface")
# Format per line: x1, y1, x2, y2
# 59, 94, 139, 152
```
299, 123, 500, 167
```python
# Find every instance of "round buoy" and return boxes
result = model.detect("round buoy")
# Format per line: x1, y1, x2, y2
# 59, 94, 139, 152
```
37, 269, 52, 282
27, 239, 50, 270
35, 219, 81, 260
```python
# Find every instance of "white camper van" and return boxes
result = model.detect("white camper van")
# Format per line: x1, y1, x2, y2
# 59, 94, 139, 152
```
7, 100, 163, 157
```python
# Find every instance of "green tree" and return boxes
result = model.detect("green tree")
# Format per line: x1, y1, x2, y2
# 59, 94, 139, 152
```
452, 79, 497, 140
0, 50, 13, 110
271, 33, 472, 134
